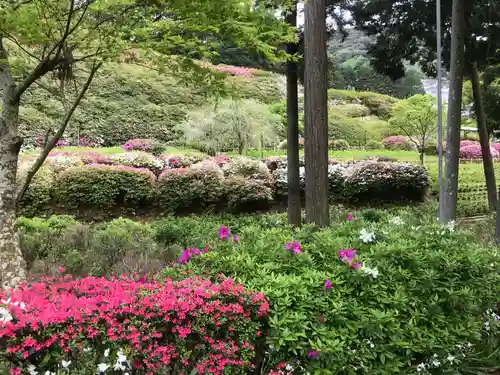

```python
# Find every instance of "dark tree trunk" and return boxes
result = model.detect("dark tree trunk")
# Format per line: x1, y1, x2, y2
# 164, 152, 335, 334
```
286, 2, 301, 226
304, 0, 329, 227
443, 0, 465, 223
419, 150, 424, 165
471, 60, 497, 211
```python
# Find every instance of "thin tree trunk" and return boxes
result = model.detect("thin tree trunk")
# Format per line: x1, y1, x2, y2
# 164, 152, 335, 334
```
419, 150, 424, 165
304, 0, 329, 227
471, 60, 497, 211
442, 0, 465, 223
286, 2, 301, 226
16, 63, 101, 203
0, 91, 27, 290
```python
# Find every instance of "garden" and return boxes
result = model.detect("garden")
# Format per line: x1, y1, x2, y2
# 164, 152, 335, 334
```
3, 4, 500, 373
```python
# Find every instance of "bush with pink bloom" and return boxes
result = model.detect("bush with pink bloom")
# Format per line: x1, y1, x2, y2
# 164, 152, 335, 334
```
459, 144, 500, 160
381, 136, 413, 151
0, 276, 268, 375
214, 65, 254, 77
122, 138, 165, 156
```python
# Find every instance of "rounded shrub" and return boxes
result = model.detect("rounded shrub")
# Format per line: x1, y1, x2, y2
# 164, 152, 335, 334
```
222, 157, 272, 185
365, 140, 383, 150
52, 164, 156, 213
343, 161, 429, 203
223, 176, 274, 212
157, 161, 225, 213
460, 144, 500, 160
278, 139, 287, 150
381, 136, 413, 151
122, 138, 165, 156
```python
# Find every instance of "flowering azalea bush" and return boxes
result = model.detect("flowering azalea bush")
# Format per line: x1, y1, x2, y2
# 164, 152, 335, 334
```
52, 164, 156, 213
165, 210, 500, 375
381, 135, 413, 151
459, 144, 500, 160
222, 157, 272, 186
0, 276, 269, 375
122, 138, 165, 156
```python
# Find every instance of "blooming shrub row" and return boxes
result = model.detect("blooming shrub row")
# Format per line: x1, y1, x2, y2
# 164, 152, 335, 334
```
0, 275, 268, 375
164, 211, 500, 374
18, 156, 429, 217
274, 161, 429, 203
381, 136, 414, 151
34, 134, 104, 148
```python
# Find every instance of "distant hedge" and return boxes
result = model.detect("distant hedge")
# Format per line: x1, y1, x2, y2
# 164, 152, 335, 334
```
18, 154, 429, 218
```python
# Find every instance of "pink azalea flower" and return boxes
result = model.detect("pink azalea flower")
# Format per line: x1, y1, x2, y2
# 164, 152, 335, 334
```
347, 215, 353, 221
218, 224, 231, 240
233, 235, 239, 243
285, 240, 302, 255
308, 350, 318, 360
324, 280, 332, 289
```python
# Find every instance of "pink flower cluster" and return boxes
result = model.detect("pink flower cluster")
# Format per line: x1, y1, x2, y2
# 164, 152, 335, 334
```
177, 247, 209, 264
214, 65, 254, 77
218, 224, 239, 243
122, 139, 162, 154
338, 249, 361, 269
80, 151, 112, 165
1, 276, 269, 375
35, 135, 103, 148
459, 144, 500, 160
285, 240, 302, 255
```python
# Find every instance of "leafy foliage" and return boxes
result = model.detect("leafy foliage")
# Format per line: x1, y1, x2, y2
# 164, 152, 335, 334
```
176, 99, 282, 154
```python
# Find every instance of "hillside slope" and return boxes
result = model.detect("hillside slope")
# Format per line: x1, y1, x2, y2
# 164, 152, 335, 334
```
18, 62, 397, 147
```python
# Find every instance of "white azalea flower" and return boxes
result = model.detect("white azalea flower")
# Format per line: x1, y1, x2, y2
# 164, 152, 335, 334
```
0, 307, 12, 325
27, 364, 38, 375
44, 371, 55, 375
446, 354, 457, 363
97, 363, 109, 373
285, 364, 294, 371
416, 363, 426, 372
361, 265, 379, 278
104, 348, 110, 357
389, 216, 404, 225
359, 229, 376, 243
61, 360, 71, 369
432, 359, 441, 367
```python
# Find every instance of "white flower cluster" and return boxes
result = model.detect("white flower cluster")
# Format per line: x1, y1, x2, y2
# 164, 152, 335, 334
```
111, 152, 164, 170
359, 228, 376, 243
360, 264, 379, 278
26, 348, 130, 375
0, 298, 26, 326
388, 216, 404, 226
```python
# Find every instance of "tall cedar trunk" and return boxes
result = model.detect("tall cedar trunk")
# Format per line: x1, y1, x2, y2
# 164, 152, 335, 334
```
304, 0, 329, 227
442, 0, 465, 223
471, 61, 497, 211
0, 88, 27, 289
286, 2, 301, 226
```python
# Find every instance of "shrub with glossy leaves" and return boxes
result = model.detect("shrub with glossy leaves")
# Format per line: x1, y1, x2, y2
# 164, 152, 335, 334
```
365, 140, 383, 150
0, 276, 269, 375
168, 211, 500, 375
157, 161, 225, 213
52, 164, 156, 214
17, 166, 54, 217
122, 138, 165, 156
330, 139, 350, 150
